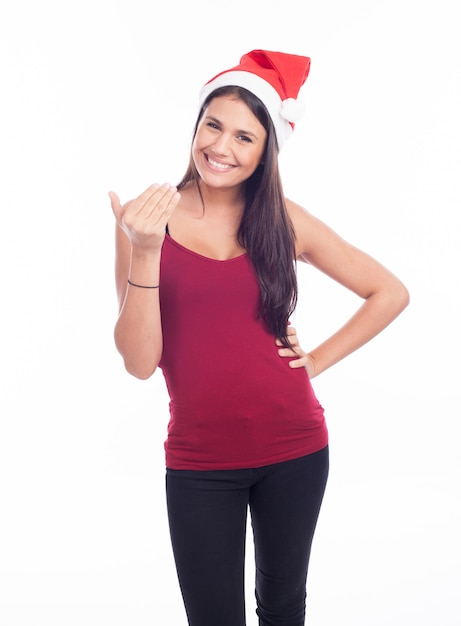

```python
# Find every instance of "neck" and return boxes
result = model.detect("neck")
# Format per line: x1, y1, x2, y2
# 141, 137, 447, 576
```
197, 180, 245, 215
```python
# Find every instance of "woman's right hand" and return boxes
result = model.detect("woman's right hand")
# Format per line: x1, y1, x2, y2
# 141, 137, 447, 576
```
109, 183, 181, 253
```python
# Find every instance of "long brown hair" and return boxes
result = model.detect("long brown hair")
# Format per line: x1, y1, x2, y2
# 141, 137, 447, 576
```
177, 86, 298, 348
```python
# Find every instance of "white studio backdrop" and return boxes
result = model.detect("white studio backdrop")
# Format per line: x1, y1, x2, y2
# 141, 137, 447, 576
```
0, 1, 459, 625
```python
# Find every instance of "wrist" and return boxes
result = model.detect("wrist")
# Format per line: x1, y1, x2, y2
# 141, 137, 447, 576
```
131, 246, 162, 262
305, 353, 317, 378
129, 248, 161, 286
127, 278, 159, 289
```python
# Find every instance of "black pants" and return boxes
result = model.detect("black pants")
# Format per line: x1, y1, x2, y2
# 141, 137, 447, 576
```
166, 446, 329, 626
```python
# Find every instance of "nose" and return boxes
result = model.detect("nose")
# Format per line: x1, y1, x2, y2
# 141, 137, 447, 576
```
211, 133, 231, 157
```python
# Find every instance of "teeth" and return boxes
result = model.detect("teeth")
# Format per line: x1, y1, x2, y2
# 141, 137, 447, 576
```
208, 156, 232, 170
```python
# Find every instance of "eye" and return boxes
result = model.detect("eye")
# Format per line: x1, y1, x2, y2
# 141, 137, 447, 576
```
237, 135, 252, 143
207, 122, 220, 130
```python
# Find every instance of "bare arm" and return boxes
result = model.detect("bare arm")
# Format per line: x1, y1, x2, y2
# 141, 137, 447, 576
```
278, 200, 410, 377
110, 183, 181, 379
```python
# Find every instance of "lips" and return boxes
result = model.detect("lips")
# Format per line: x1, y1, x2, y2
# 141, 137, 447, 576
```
205, 154, 235, 171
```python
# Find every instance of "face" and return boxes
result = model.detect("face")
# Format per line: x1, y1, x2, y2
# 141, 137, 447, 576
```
192, 95, 267, 191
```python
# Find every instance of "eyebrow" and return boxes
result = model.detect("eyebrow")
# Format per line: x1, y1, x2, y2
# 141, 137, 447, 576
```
205, 115, 259, 140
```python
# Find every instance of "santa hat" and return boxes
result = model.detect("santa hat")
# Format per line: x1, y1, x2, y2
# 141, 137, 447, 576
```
198, 49, 311, 149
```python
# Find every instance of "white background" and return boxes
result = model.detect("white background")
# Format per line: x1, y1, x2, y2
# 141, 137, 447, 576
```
1, 0, 460, 624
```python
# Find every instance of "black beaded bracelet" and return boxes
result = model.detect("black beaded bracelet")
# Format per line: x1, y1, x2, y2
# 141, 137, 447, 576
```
127, 279, 160, 289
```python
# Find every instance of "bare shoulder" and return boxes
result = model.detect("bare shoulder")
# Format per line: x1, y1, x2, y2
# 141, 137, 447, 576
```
285, 197, 408, 300
285, 198, 344, 260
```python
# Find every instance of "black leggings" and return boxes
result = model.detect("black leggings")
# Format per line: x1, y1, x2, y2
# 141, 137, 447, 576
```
166, 446, 329, 626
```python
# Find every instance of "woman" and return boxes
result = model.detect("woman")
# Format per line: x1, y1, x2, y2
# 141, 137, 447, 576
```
110, 50, 409, 626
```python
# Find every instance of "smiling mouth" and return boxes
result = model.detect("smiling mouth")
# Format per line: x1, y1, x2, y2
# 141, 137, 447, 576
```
206, 155, 235, 171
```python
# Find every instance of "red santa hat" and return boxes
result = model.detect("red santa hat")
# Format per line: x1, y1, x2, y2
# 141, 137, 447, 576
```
198, 49, 311, 150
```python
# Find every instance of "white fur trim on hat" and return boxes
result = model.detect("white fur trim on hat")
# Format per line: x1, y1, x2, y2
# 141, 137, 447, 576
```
280, 97, 306, 122
199, 70, 294, 149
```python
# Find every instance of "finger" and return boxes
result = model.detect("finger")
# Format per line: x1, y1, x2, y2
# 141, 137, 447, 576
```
275, 339, 297, 350
136, 183, 176, 220
109, 191, 123, 220
288, 355, 309, 369
132, 183, 162, 216
293, 353, 316, 378
130, 189, 180, 240
275, 325, 297, 345
163, 189, 181, 218
278, 346, 299, 358
146, 185, 181, 224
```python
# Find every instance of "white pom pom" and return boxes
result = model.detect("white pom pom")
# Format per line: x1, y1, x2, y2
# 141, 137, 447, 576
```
280, 97, 306, 122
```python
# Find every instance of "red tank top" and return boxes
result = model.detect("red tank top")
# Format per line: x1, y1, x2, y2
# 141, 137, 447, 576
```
159, 234, 328, 470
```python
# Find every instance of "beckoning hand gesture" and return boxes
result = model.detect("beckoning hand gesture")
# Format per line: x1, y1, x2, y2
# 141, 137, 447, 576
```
109, 183, 181, 253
